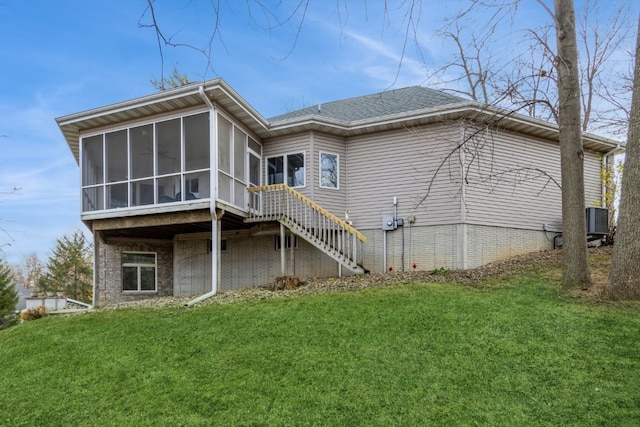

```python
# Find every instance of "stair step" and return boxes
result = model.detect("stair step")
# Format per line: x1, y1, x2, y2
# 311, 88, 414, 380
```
246, 185, 366, 274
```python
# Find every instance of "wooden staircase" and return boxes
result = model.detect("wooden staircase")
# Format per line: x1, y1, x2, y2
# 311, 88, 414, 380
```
246, 184, 367, 274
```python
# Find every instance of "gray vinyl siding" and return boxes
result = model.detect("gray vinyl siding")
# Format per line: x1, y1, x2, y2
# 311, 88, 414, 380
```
463, 126, 564, 231
311, 132, 347, 216
584, 151, 603, 208
262, 132, 311, 199
345, 124, 463, 230
462, 126, 604, 232
262, 131, 347, 218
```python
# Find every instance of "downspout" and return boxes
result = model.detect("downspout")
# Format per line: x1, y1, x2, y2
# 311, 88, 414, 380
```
185, 212, 223, 307
199, 84, 215, 110
601, 144, 622, 207
185, 86, 218, 307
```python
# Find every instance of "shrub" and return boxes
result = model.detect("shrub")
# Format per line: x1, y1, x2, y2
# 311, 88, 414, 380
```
19, 305, 48, 321
273, 276, 300, 290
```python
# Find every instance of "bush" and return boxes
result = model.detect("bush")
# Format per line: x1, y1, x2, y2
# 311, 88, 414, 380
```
273, 276, 300, 290
19, 306, 48, 321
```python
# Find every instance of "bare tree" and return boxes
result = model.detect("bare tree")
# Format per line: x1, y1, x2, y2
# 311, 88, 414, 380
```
433, 0, 633, 289
577, 0, 634, 133
433, 0, 633, 136
607, 14, 640, 299
10, 253, 45, 292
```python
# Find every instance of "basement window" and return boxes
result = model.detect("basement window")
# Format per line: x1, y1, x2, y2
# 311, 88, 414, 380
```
207, 239, 227, 252
275, 235, 298, 250
122, 252, 156, 292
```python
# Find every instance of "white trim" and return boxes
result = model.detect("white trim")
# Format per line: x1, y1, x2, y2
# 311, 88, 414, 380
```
121, 251, 157, 292
78, 105, 209, 140
265, 151, 306, 188
215, 106, 263, 147
215, 111, 252, 210
319, 151, 340, 190
80, 111, 212, 214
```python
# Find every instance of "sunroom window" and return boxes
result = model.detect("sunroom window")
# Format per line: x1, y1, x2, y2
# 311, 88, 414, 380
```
80, 111, 211, 212
267, 153, 305, 187
217, 115, 250, 209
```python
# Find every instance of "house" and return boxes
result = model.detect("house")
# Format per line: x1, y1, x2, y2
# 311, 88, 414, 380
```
56, 79, 621, 307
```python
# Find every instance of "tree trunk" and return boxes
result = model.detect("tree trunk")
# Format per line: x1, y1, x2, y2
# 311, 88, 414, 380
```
554, 0, 591, 289
607, 14, 640, 299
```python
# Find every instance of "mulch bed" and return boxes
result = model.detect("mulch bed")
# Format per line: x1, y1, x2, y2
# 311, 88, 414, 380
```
104, 246, 612, 310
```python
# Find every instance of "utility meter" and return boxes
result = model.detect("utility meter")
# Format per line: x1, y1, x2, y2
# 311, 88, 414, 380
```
382, 216, 396, 231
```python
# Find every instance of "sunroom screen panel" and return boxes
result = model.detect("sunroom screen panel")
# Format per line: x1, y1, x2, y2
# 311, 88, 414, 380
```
156, 118, 181, 175
106, 130, 128, 182
218, 116, 232, 174
184, 112, 210, 171
234, 127, 246, 181
130, 124, 153, 179
82, 135, 104, 186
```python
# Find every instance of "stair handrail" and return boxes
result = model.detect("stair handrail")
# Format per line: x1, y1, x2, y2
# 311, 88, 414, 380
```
247, 184, 367, 243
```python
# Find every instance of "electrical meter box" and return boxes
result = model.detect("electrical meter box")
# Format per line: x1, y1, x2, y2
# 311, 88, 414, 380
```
382, 216, 395, 231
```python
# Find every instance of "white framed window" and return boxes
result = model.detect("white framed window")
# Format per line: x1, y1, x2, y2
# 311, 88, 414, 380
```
267, 152, 305, 188
122, 252, 156, 292
319, 151, 339, 189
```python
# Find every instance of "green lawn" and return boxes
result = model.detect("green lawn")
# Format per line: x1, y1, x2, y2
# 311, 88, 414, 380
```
2, 275, 640, 426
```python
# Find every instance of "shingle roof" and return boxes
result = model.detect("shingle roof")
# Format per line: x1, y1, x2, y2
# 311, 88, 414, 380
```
269, 86, 468, 123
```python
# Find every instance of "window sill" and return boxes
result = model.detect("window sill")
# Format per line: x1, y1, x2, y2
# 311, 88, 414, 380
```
121, 291, 158, 294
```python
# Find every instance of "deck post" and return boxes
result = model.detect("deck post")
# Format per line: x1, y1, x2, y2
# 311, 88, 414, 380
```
280, 222, 286, 276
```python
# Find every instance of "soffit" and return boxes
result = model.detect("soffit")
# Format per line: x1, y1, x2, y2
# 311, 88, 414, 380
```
57, 79, 623, 164
56, 79, 270, 163
266, 103, 623, 154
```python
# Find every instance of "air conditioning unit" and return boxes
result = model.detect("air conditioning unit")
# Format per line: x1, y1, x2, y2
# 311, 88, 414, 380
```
586, 207, 608, 235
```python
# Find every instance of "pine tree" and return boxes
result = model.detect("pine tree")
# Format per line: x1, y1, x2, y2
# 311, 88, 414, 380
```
0, 259, 18, 328
41, 230, 93, 303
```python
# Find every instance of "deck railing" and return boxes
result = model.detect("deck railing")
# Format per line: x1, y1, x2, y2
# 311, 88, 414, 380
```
246, 184, 366, 272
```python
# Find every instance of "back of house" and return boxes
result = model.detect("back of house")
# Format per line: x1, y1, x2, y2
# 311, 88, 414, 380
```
56, 79, 620, 307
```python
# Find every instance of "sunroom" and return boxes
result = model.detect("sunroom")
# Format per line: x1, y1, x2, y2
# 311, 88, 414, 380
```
57, 79, 277, 221
57, 79, 365, 307
78, 108, 262, 215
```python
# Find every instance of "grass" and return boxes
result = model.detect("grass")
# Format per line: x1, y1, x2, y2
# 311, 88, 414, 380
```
2, 272, 640, 426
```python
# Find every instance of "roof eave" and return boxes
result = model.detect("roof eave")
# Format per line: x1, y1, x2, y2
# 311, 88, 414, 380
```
267, 101, 625, 153
56, 78, 270, 162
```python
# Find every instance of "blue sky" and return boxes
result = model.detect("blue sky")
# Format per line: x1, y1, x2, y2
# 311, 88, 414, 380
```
0, 0, 636, 266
